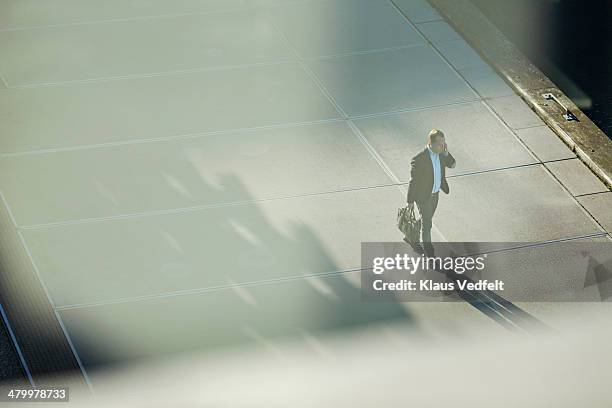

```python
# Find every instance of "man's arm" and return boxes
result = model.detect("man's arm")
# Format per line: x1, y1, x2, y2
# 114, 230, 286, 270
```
406, 155, 419, 203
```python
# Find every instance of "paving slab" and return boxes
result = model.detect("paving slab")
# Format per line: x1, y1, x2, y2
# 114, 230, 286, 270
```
307, 46, 477, 116
0, 63, 340, 154
577, 192, 612, 233
458, 66, 516, 98
415, 20, 461, 45
267, 0, 424, 58
55, 273, 409, 365
487, 95, 545, 129
515, 125, 576, 162
436, 39, 489, 71
0, 10, 292, 86
22, 186, 430, 307
437, 238, 612, 302
433, 165, 603, 242
0, 121, 393, 226
57, 276, 500, 371
546, 158, 609, 196
353, 101, 537, 181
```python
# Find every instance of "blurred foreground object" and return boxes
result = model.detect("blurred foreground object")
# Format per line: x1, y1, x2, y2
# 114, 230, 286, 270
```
10, 305, 611, 408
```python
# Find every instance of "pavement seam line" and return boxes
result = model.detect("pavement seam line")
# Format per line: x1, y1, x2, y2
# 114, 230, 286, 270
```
14, 161, 565, 230
52, 232, 608, 311
0, 191, 91, 389
0, 303, 35, 386
0, 100, 485, 158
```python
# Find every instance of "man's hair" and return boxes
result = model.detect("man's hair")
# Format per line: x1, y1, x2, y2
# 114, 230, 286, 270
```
427, 129, 445, 144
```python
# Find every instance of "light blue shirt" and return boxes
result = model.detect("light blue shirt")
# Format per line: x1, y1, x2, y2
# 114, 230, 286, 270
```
427, 147, 442, 193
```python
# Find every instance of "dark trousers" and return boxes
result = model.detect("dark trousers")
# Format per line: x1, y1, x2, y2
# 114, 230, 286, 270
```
416, 192, 439, 244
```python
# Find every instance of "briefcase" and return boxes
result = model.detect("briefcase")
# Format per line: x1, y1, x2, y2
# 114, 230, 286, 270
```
397, 203, 421, 244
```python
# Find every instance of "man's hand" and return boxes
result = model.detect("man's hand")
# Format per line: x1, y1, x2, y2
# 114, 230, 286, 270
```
442, 145, 456, 168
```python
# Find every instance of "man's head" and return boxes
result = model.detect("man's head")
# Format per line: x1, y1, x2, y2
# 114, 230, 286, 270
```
427, 129, 446, 154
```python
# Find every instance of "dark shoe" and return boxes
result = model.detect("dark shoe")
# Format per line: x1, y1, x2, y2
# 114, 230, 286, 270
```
424, 243, 435, 257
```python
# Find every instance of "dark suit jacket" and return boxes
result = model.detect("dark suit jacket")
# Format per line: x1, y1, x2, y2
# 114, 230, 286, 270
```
407, 147, 456, 204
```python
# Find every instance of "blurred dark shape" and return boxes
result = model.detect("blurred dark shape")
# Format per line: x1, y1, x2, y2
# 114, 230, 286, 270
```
471, 0, 612, 138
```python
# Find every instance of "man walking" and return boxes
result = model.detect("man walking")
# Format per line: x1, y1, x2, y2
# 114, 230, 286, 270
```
406, 129, 456, 256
